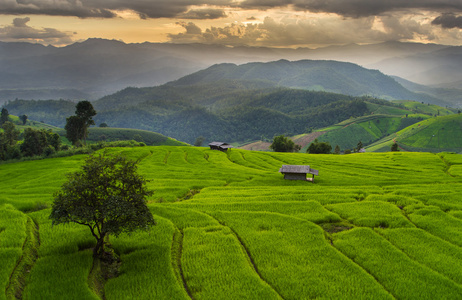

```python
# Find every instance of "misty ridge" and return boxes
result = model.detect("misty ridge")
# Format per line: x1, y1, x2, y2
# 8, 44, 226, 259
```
0, 38, 462, 108
3, 58, 456, 146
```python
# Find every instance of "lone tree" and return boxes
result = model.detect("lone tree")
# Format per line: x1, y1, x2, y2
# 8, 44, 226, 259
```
50, 152, 155, 258
391, 142, 399, 152
270, 135, 300, 152
65, 101, 96, 146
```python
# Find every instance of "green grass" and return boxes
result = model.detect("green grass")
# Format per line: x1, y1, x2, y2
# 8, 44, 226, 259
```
407, 207, 462, 247
325, 201, 415, 228
379, 228, 462, 285
106, 215, 189, 300
211, 211, 393, 299
0, 204, 28, 299
1, 146, 462, 299
334, 227, 462, 299
23, 251, 98, 300
182, 225, 281, 299
169, 201, 341, 223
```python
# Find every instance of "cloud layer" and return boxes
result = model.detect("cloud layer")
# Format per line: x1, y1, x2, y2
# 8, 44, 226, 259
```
168, 14, 453, 47
3, 0, 462, 19
240, 0, 462, 18
0, 17, 74, 45
1, 0, 232, 19
1, 1, 462, 47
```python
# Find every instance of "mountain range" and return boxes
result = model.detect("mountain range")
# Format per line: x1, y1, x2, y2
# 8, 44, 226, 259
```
1, 38, 462, 107
7, 59, 459, 145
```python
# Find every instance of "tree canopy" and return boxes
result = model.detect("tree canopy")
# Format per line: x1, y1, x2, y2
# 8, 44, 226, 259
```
65, 115, 86, 145
65, 101, 97, 146
19, 114, 28, 125
50, 152, 155, 258
270, 135, 300, 152
0, 108, 9, 125
0, 121, 20, 160
307, 139, 332, 154
76, 101, 97, 127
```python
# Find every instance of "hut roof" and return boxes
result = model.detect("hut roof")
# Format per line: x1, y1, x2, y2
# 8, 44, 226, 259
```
209, 142, 229, 147
219, 144, 233, 149
279, 165, 318, 176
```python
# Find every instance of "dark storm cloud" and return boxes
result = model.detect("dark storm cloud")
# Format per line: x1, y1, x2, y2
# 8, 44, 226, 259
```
1, 0, 232, 19
432, 13, 462, 29
1, 0, 117, 18
240, 0, 462, 18
0, 17, 74, 45
177, 8, 227, 20
4, 0, 462, 19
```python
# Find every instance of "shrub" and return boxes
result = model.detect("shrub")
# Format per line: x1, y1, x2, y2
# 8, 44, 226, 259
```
43, 145, 56, 157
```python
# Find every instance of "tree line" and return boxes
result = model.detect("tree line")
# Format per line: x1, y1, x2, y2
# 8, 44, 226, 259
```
0, 101, 97, 161
270, 134, 399, 154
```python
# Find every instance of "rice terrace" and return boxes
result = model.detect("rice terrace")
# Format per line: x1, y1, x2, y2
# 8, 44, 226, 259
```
2, 145, 462, 299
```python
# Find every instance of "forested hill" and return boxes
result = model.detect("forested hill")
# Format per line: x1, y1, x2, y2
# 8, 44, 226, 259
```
6, 83, 412, 145
5, 59, 449, 144
168, 60, 438, 103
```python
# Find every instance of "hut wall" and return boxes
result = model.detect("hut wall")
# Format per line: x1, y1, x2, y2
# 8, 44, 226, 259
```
283, 173, 307, 180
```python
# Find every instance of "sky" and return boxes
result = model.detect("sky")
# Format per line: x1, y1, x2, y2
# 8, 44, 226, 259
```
1, 0, 462, 48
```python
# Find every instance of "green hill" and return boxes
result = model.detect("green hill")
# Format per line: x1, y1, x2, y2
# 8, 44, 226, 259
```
6, 85, 427, 145
170, 60, 438, 102
83, 127, 187, 146
5, 59, 447, 145
283, 110, 432, 152
282, 101, 458, 153
2, 147, 462, 298
5, 87, 383, 144
1, 113, 187, 148
367, 114, 462, 153
393, 100, 455, 116
314, 114, 428, 151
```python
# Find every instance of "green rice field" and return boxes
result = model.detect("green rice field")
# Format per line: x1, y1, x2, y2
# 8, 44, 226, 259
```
1, 146, 462, 299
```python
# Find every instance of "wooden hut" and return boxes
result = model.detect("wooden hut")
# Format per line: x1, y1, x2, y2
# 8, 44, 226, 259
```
279, 165, 319, 182
209, 142, 233, 151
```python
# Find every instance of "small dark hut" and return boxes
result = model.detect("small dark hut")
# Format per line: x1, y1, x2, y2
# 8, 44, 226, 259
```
209, 142, 233, 151
279, 165, 319, 182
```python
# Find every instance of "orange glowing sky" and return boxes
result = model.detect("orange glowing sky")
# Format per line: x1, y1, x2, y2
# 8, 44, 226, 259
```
1, 1, 462, 47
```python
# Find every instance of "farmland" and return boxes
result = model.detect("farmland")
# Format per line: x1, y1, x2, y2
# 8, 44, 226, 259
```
1, 146, 462, 299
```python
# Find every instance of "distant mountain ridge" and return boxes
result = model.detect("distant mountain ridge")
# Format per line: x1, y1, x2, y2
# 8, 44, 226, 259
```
6, 58, 450, 144
1, 38, 461, 106
169, 59, 437, 102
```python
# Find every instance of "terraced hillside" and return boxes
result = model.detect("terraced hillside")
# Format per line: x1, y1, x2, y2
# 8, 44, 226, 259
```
239, 101, 458, 153
1, 146, 462, 299
369, 114, 462, 153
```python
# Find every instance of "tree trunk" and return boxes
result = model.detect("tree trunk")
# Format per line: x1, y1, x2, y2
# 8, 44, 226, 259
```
93, 235, 105, 258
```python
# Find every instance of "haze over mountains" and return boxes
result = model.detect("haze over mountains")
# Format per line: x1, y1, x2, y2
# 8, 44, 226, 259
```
6, 58, 457, 146
1, 38, 462, 107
